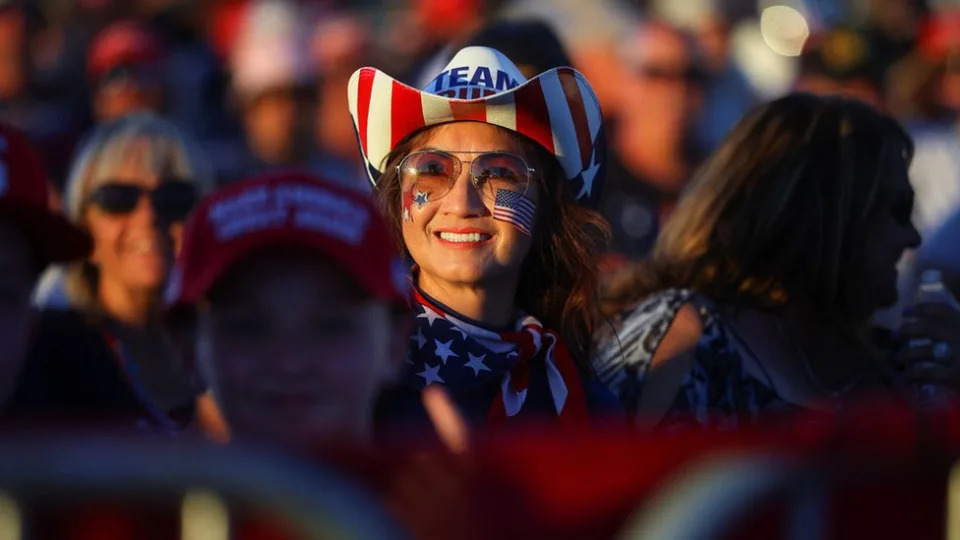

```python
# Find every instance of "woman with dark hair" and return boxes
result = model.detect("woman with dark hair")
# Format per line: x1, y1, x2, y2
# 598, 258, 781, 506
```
349, 46, 614, 428
593, 93, 960, 428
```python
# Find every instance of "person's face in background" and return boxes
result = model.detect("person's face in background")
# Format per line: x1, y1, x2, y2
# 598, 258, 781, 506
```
196, 251, 403, 447
0, 8, 27, 101
617, 23, 704, 193
84, 139, 184, 296
242, 87, 302, 165
93, 67, 165, 123
0, 222, 37, 407
311, 15, 371, 167
850, 145, 921, 317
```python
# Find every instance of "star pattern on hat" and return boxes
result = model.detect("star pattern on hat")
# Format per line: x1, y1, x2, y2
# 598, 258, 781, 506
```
577, 149, 601, 201
417, 363, 445, 385
434, 339, 457, 364
465, 353, 490, 376
414, 191, 430, 209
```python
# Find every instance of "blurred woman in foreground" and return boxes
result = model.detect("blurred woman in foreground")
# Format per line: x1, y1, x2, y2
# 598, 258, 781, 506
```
593, 93, 960, 428
12, 113, 215, 432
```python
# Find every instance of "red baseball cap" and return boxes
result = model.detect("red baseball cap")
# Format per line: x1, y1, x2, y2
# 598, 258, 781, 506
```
0, 123, 91, 264
87, 20, 165, 82
164, 171, 410, 313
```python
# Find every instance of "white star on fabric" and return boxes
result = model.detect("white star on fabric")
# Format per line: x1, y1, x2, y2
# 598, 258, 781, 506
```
507, 350, 519, 358
577, 156, 601, 200
434, 339, 457, 364
410, 327, 427, 349
417, 363, 445, 385
465, 353, 490, 376
417, 306, 443, 327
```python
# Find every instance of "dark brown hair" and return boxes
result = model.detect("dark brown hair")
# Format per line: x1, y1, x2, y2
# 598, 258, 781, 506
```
375, 125, 610, 366
604, 93, 913, 327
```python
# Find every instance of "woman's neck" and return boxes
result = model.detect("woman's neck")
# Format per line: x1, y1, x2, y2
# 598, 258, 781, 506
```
98, 279, 160, 328
417, 272, 517, 328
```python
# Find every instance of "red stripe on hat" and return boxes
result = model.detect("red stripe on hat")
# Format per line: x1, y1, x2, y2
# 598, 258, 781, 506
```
356, 69, 375, 155
514, 79, 555, 154
390, 81, 426, 148
449, 100, 487, 122
557, 68, 593, 169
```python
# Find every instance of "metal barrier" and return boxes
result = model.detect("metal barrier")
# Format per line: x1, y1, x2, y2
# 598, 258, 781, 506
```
617, 453, 824, 540
0, 435, 404, 540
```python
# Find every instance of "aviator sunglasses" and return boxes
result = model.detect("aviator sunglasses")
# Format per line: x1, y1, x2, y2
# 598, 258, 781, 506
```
87, 180, 198, 221
397, 150, 536, 201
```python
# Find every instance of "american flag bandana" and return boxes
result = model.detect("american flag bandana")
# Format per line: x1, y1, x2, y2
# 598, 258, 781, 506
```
404, 287, 589, 427
492, 189, 535, 235
348, 46, 606, 208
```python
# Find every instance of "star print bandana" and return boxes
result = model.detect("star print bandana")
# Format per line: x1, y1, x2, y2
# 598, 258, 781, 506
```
404, 287, 588, 427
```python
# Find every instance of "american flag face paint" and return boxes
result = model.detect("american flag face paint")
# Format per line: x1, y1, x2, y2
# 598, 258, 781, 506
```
492, 188, 535, 235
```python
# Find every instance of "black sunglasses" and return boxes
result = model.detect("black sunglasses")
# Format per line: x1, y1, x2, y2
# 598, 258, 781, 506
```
87, 181, 198, 221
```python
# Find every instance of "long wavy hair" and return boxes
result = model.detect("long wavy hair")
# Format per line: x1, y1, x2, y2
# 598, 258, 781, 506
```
604, 93, 913, 329
375, 124, 610, 366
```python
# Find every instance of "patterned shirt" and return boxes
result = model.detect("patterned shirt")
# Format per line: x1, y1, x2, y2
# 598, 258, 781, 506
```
592, 288, 797, 429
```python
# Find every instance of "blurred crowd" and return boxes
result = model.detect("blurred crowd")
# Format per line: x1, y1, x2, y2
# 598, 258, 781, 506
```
4, 0, 960, 537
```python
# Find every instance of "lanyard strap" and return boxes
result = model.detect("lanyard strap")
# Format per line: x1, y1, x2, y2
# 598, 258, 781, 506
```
102, 327, 180, 432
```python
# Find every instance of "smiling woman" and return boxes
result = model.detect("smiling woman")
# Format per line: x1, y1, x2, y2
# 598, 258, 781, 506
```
11, 113, 216, 433
349, 46, 617, 430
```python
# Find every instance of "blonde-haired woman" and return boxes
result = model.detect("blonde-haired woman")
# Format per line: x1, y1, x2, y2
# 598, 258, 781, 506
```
591, 93, 960, 429
12, 112, 216, 432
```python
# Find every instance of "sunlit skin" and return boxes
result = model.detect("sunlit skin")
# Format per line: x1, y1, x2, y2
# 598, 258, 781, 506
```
402, 122, 539, 326
0, 222, 35, 407
84, 139, 182, 324
195, 251, 405, 447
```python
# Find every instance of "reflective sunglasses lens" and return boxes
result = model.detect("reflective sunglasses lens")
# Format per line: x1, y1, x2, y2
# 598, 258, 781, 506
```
400, 151, 456, 198
151, 181, 197, 220
89, 183, 142, 214
472, 153, 529, 199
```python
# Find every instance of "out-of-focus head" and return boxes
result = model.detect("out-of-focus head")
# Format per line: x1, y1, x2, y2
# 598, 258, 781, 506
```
349, 45, 609, 356
501, 0, 638, 117
796, 27, 886, 109
0, 5, 27, 101
87, 20, 166, 122
463, 19, 572, 79
0, 123, 91, 405
165, 172, 409, 447
230, 0, 313, 165
643, 93, 919, 321
617, 20, 706, 148
62, 112, 212, 312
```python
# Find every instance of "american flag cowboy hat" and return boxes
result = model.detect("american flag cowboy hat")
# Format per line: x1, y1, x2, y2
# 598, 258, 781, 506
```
347, 46, 606, 208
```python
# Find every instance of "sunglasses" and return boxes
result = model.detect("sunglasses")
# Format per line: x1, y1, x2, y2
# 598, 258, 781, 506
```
87, 181, 198, 221
397, 150, 536, 201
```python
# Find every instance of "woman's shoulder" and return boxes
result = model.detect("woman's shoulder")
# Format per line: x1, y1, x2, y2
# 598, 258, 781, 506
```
593, 288, 705, 363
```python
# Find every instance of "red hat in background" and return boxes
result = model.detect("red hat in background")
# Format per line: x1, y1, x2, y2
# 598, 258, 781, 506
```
0, 123, 92, 263
165, 171, 409, 313
87, 20, 165, 82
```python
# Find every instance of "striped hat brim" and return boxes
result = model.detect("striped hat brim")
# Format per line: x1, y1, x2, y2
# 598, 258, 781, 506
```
347, 64, 605, 207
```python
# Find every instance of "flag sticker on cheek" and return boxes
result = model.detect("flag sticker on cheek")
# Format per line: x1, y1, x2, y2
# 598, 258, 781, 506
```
492, 189, 535, 235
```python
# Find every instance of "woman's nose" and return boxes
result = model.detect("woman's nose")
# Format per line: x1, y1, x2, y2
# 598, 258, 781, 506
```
441, 167, 487, 217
